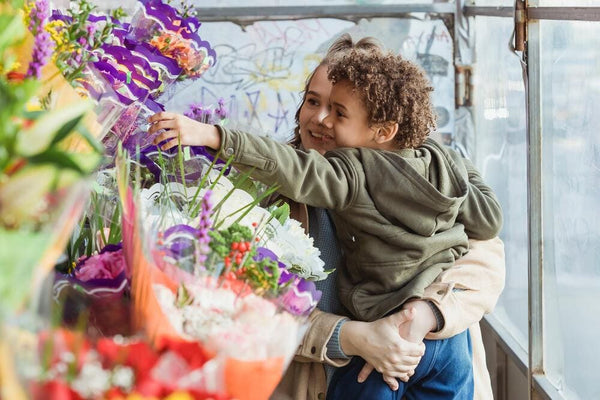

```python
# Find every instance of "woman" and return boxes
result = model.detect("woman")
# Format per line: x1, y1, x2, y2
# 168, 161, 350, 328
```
147, 34, 505, 400
270, 34, 505, 400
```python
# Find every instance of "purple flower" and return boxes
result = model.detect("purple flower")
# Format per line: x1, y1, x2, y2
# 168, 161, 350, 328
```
253, 247, 322, 316
197, 190, 213, 265
74, 244, 126, 281
278, 278, 322, 316
162, 224, 201, 258
26, 0, 55, 79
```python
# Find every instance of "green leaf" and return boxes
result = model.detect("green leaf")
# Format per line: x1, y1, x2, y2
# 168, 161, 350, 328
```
76, 123, 104, 154
0, 228, 49, 315
270, 202, 290, 225
28, 149, 86, 174
0, 13, 25, 52
16, 100, 93, 156
49, 114, 85, 146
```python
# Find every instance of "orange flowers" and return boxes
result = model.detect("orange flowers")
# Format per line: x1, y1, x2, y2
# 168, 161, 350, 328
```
149, 32, 208, 79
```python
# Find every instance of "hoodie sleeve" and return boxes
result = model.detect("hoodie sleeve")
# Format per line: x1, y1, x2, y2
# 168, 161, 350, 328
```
216, 126, 360, 211
456, 156, 503, 240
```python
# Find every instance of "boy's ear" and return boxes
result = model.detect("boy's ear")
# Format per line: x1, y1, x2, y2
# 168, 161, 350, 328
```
375, 122, 399, 144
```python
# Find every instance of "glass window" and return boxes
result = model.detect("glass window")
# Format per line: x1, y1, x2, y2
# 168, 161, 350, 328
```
472, 16, 528, 349
470, 0, 514, 6
539, 19, 600, 400
538, 0, 600, 5
206, 0, 437, 5
166, 17, 455, 143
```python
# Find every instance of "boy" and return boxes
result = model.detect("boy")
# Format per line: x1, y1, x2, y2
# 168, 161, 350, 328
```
149, 47, 502, 399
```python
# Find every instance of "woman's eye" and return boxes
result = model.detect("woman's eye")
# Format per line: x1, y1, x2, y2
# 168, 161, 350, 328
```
307, 98, 319, 106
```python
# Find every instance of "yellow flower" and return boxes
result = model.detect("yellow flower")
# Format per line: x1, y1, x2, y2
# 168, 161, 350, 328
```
25, 98, 42, 112
164, 392, 194, 400
124, 394, 159, 400
21, 2, 32, 27
46, 20, 68, 49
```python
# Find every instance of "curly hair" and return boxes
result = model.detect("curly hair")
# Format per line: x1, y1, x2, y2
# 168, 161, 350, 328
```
328, 49, 436, 149
290, 34, 383, 148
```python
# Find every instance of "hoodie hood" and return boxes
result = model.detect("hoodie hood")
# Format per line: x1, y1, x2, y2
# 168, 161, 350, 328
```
359, 139, 469, 237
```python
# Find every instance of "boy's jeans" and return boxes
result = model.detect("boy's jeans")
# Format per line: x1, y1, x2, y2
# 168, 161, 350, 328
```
327, 330, 473, 400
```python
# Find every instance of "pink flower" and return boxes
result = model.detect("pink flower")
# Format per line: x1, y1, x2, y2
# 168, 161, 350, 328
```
74, 245, 125, 281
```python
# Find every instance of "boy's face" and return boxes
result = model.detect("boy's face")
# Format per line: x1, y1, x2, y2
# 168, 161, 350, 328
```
324, 80, 378, 148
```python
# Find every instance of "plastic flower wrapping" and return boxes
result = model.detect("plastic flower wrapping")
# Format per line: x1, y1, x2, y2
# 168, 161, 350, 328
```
0, 0, 103, 318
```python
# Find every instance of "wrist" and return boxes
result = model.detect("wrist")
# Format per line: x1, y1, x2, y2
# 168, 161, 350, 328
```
207, 125, 221, 149
339, 320, 365, 356
403, 300, 438, 334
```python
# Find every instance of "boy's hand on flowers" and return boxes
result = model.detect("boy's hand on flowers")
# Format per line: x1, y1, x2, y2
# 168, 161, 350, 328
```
148, 112, 221, 150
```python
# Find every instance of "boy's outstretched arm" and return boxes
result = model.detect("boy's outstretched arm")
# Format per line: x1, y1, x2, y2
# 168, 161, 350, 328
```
148, 112, 221, 150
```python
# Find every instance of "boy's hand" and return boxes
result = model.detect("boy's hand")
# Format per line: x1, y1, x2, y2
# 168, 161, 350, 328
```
148, 112, 221, 150
398, 300, 439, 343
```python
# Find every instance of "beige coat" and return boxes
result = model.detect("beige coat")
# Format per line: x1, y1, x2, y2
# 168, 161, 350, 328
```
271, 236, 505, 400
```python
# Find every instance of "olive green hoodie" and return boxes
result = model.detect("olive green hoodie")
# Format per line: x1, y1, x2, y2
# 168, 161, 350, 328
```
217, 126, 503, 322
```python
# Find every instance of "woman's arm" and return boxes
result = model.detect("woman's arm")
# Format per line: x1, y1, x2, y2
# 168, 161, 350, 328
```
353, 237, 505, 387
419, 237, 506, 339
292, 308, 351, 367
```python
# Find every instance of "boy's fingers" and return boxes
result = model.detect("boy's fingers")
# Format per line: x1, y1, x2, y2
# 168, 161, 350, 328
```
357, 363, 374, 383
148, 119, 177, 134
148, 111, 175, 123
160, 138, 180, 151
153, 129, 178, 146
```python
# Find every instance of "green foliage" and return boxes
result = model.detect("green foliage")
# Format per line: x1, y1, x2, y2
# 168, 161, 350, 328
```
208, 222, 253, 258
269, 202, 290, 226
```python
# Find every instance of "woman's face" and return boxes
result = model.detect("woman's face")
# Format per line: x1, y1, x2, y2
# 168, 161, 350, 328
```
298, 65, 336, 155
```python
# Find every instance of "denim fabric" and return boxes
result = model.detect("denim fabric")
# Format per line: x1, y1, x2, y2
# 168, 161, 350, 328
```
327, 330, 474, 400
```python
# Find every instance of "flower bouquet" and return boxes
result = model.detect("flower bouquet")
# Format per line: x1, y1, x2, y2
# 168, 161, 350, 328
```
128, 0, 216, 82
115, 148, 325, 400
0, 3, 104, 397
0, 3, 103, 317
12, 327, 232, 399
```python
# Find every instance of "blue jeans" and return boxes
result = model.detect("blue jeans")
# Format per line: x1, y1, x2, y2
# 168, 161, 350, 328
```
327, 330, 474, 400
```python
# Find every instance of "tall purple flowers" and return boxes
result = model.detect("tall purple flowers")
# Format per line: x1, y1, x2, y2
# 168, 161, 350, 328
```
196, 190, 213, 266
26, 0, 55, 79
183, 98, 229, 125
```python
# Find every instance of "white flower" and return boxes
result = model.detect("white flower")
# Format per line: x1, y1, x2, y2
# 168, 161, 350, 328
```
71, 361, 111, 398
112, 365, 134, 391
262, 218, 327, 281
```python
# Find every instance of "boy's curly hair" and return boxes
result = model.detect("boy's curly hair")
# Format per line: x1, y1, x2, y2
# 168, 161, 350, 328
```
290, 34, 382, 148
328, 49, 436, 149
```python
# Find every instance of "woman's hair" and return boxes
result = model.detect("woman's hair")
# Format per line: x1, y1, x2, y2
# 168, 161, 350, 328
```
327, 48, 436, 149
290, 34, 382, 147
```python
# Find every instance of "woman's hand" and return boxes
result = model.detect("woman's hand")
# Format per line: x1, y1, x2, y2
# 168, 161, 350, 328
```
339, 308, 425, 390
148, 112, 221, 150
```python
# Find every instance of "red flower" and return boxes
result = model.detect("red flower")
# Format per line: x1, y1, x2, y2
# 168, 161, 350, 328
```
124, 341, 161, 379
135, 376, 166, 398
6, 70, 26, 82
30, 380, 82, 400
96, 337, 128, 368
156, 337, 213, 369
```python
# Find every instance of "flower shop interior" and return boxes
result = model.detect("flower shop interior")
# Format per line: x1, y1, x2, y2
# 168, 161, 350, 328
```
1, 0, 599, 399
